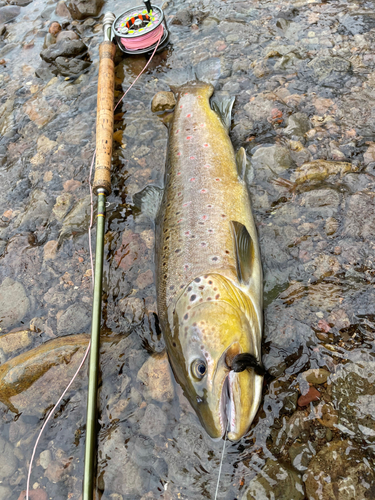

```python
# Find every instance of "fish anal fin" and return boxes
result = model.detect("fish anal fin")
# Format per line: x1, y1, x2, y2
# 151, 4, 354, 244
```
236, 147, 247, 180
133, 185, 163, 219
231, 221, 254, 284
211, 96, 235, 131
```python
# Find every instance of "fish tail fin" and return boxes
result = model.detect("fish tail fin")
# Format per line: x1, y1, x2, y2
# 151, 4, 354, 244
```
162, 58, 223, 92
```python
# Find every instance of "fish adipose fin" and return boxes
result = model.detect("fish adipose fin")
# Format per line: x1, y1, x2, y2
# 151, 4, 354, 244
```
133, 185, 163, 218
211, 96, 235, 132
231, 221, 254, 284
163, 58, 222, 91
235, 147, 247, 180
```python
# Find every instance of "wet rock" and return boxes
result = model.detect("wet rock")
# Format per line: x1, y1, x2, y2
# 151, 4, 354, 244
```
57, 303, 90, 335
316, 403, 338, 429
40, 39, 87, 63
0, 485, 12, 499
302, 189, 340, 215
49, 21, 61, 35
66, 0, 103, 20
324, 217, 339, 236
0, 334, 89, 414
284, 112, 310, 138
43, 32, 56, 49
244, 94, 274, 123
250, 145, 295, 183
312, 254, 340, 279
241, 458, 304, 500
15, 189, 52, 230
298, 386, 320, 406
53, 56, 90, 77
139, 403, 167, 437
0, 5, 20, 23
115, 230, 148, 272
0, 98, 15, 137
0, 329, 33, 355
59, 194, 93, 243
172, 8, 192, 26
137, 352, 175, 403
309, 56, 351, 81
288, 441, 316, 472
302, 368, 330, 385
45, 454, 72, 483
52, 193, 73, 220
39, 449, 52, 469
343, 192, 375, 239
44, 240, 58, 260
0, 278, 30, 330
118, 296, 144, 327
24, 96, 55, 127
329, 361, 375, 442
17, 489, 48, 500
98, 427, 146, 497
0, 435, 18, 480
292, 159, 354, 186
304, 440, 375, 500
136, 269, 154, 289
55, 0, 70, 17
56, 30, 79, 42
151, 91, 176, 113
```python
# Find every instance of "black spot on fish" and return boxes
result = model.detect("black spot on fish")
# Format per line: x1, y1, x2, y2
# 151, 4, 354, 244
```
212, 257, 218, 262
194, 278, 201, 283
225, 250, 230, 254
170, 285, 174, 290
190, 294, 196, 301
199, 286, 204, 290
187, 286, 192, 292
166, 236, 170, 240
208, 280, 213, 285
207, 297, 212, 301
175, 249, 181, 253
173, 342, 176, 347
184, 313, 188, 320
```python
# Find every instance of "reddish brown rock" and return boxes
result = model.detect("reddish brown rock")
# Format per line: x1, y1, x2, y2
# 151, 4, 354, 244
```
298, 386, 320, 407
18, 489, 48, 500
49, 21, 61, 35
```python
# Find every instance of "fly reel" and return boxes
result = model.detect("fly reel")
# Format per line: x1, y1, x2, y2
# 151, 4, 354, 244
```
112, 0, 169, 54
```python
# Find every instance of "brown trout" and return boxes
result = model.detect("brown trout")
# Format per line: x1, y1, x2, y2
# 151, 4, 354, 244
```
137, 64, 263, 440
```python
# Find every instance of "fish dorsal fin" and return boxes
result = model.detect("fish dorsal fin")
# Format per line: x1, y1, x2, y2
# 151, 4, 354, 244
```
211, 96, 235, 132
236, 147, 247, 180
231, 221, 254, 284
133, 185, 163, 219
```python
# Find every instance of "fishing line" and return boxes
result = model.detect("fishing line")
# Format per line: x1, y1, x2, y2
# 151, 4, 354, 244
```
25, 28, 162, 500
214, 420, 230, 500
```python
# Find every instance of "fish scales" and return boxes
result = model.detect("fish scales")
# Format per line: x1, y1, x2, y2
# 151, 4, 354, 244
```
156, 83, 260, 320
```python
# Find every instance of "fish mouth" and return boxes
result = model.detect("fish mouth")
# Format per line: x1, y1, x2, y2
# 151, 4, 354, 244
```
219, 372, 235, 438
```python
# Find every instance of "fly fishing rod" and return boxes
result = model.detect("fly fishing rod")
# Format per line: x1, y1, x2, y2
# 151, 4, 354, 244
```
83, 4, 169, 499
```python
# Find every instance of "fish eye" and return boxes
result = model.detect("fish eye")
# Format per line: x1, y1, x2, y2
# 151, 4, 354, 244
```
191, 359, 207, 380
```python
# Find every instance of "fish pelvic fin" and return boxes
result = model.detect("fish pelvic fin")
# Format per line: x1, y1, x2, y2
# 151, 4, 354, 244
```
133, 185, 163, 219
211, 96, 235, 132
235, 147, 247, 180
231, 221, 254, 285
162, 58, 222, 92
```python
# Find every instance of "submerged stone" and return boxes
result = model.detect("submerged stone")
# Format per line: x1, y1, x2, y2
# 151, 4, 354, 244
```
241, 459, 304, 500
151, 91, 176, 113
137, 352, 175, 403
0, 334, 89, 415
0, 278, 30, 330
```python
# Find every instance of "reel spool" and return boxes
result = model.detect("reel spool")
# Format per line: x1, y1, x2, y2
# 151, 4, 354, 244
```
112, 0, 169, 54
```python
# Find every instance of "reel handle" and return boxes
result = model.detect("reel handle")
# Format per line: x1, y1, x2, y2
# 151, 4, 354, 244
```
93, 12, 116, 195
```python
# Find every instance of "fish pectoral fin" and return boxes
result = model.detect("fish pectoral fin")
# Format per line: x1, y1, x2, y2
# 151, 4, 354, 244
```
235, 147, 247, 180
211, 96, 235, 132
231, 221, 254, 284
133, 185, 163, 219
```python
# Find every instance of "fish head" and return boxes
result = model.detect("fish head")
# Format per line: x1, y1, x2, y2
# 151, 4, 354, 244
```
168, 274, 263, 441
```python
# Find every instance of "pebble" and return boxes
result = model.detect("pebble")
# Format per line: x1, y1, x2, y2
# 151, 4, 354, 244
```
250, 145, 295, 183
136, 269, 154, 290
49, 21, 61, 35
43, 240, 58, 260
0, 5, 20, 24
0, 485, 12, 499
63, 179, 81, 192
284, 112, 310, 138
316, 403, 338, 429
17, 490, 48, 500
139, 403, 168, 437
66, 0, 103, 20
56, 303, 90, 335
0, 329, 33, 355
0, 435, 18, 480
55, 0, 71, 17
302, 368, 330, 385
52, 193, 73, 220
298, 386, 320, 406
151, 91, 177, 113
0, 278, 30, 330
39, 449, 52, 469
56, 30, 79, 42
137, 352, 175, 403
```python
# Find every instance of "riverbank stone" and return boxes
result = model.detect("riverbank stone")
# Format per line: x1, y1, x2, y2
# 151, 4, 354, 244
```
0, 278, 30, 330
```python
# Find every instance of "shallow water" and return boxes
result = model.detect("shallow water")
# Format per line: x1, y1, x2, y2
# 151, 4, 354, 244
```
1, 0, 375, 498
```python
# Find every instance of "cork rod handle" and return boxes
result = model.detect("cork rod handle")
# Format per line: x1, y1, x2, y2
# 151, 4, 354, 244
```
93, 40, 116, 195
